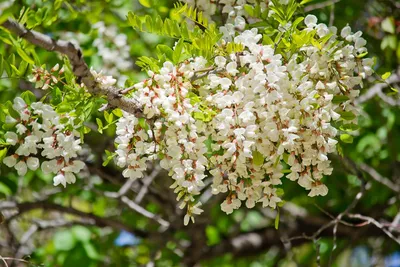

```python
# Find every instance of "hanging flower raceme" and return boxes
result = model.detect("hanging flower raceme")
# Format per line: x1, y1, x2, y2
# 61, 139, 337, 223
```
1, 9, 373, 226
113, 14, 372, 224
2, 97, 85, 187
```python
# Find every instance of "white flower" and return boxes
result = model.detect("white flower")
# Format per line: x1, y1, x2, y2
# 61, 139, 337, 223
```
215, 56, 226, 68
305, 15, 318, 28
12, 97, 27, 111
15, 161, 27, 176
53, 173, 67, 187
27, 157, 39, 170
226, 62, 239, 76
341, 26, 351, 38
308, 183, 328, 197
221, 198, 241, 214
5, 132, 18, 145
3, 155, 18, 167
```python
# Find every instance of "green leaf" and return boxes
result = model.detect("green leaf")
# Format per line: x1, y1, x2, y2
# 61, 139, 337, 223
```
5, 101, 20, 120
102, 150, 116, 167
20, 91, 36, 105
206, 225, 221, 246
0, 148, 7, 162
0, 147, 8, 162
83, 242, 100, 260
276, 188, 284, 197
244, 5, 254, 17
173, 39, 184, 64
139, 0, 151, 7
381, 17, 395, 34
300, 0, 316, 4
339, 123, 360, 132
138, 117, 149, 130
252, 150, 264, 166
16, 46, 35, 65
382, 72, 391, 80
0, 182, 12, 196
338, 111, 356, 121
54, 230, 76, 251
96, 118, 103, 133
72, 226, 91, 242
112, 109, 123, 117
193, 111, 205, 121
275, 208, 280, 229
340, 134, 353, 144
292, 17, 304, 29
51, 87, 62, 105
389, 86, 398, 93
332, 95, 350, 104
381, 35, 397, 50
356, 51, 368, 58
157, 44, 174, 62
104, 110, 113, 124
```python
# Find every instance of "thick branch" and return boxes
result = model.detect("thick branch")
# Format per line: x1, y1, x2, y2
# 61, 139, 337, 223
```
0, 200, 147, 237
1, 19, 143, 116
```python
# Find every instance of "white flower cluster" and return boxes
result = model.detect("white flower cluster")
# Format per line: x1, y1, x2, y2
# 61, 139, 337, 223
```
113, 15, 372, 222
92, 22, 133, 85
29, 64, 64, 90
2, 97, 84, 187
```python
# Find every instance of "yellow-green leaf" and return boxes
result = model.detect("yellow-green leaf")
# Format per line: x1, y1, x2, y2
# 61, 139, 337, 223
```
340, 134, 353, 143
382, 72, 391, 80
252, 150, 264, 166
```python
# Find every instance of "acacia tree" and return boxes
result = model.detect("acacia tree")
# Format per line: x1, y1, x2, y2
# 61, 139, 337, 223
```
0, 0, 399, 266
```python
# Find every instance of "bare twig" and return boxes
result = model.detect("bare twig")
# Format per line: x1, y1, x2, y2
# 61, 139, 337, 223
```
0, 200, 148, 237
121, 196, 170, 229
0, 255, 9, 267
104, 178, 137, 198
356, 70, 400, 105
329, 2, 335, 26
359, 163, 400, 193
285, 156, 366, 266
347, 214, 400, 245
304, 0, 341, 12
135, 166, 161, 204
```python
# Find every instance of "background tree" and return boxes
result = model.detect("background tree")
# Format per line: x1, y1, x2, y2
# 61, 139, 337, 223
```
0, 0, 399, 266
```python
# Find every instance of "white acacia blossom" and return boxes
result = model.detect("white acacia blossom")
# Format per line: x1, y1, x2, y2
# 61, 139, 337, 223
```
2, 13, 372, 225
112, 15, 372, 224
2, 97, 85, 187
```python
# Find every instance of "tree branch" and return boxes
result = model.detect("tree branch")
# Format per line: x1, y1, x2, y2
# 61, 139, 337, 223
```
1, 19, 143, 116
359, 162, 400, 193
356, 69, 400, 105
0, 200, 148, 237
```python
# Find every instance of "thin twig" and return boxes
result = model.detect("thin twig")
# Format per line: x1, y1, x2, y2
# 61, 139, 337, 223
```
355, 70, 400, 105
121, 196, 170, 229
359, 163, 400, 193
304, 0, 341, 12
135, 166, 161, 204
0, 255, 9, 267
0, 200, 148, 237
347, 214, 400, 245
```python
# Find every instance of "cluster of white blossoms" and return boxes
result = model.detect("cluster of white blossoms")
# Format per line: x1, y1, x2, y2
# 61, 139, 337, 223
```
29, 63, 64, 90
2, 97, 85, 187
113, 14, 372, 222
92, 22, 133, 85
